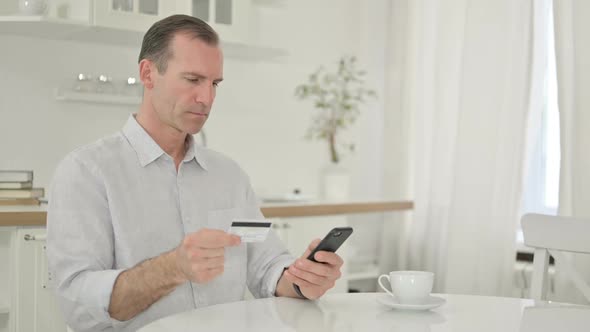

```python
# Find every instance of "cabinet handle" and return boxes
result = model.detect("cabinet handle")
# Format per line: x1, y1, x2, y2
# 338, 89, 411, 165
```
24, 234, 47, 241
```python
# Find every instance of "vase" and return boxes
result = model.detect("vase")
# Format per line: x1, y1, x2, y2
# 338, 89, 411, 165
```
320, 162, 350, 201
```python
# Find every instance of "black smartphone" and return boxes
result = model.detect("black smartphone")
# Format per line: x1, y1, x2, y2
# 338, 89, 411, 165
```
306, 227, 353, 262
292, 227, 353, 298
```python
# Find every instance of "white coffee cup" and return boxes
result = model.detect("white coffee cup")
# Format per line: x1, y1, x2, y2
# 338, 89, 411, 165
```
378, 271, 434, 304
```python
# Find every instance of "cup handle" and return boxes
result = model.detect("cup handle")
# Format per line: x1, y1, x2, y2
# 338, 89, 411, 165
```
378, 274, 395, 297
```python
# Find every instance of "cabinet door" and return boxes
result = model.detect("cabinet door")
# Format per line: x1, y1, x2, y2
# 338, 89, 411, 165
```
181, 0, 251, 43
14, 228, 66, 332
93, 0, 178, 32
0, 228, 15, 332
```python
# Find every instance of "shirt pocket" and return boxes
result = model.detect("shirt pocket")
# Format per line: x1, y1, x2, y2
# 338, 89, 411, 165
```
206, 207, 247, 302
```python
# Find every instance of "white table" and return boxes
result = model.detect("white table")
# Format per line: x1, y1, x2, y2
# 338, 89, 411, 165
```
139, 293, 590, 332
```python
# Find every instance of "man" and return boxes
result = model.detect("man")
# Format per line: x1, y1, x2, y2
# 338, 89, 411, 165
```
47, 15, 343, 332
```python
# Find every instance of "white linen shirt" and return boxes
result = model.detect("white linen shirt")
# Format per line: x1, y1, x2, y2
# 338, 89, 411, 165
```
47, 115, 295, 332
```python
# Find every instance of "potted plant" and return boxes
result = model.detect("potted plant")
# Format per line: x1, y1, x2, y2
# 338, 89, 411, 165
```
295, 55, 376, 163
295, 56, 376, 198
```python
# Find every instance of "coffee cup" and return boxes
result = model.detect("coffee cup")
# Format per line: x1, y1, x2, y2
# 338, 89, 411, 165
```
378, 271, 434, 304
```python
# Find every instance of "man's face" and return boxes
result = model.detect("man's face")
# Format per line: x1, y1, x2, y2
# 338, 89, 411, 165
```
150, 34, 223, 135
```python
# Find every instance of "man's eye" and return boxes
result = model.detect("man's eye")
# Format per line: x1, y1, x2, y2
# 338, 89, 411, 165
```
213, 82, 220, 87
186, 78, 200, 83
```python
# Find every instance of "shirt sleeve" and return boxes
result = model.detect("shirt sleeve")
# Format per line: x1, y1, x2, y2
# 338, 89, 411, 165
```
242, 182, 296, 298
46, 154, 124, 332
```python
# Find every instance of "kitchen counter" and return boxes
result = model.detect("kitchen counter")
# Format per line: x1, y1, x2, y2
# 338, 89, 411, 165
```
0, 200, 413, 227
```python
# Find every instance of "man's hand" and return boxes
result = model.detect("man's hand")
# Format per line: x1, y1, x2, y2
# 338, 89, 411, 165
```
109, 229, 241, 321
280, 239, 344, 300
174, 229, 241, 284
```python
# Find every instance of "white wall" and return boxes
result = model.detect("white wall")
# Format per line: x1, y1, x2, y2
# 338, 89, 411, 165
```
0, 1, 395, 259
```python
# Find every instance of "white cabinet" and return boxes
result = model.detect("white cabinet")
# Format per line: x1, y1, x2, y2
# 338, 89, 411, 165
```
175, 0, 251, 44
14, 227, 66, 332
91, 0, 253, 42
0, 0, 287, 59
0, 226, 66, 332
0, 228, 15, 332
93, 0, 178, 32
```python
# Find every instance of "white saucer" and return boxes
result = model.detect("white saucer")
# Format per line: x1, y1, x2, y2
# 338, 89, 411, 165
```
376, 294, 446, 311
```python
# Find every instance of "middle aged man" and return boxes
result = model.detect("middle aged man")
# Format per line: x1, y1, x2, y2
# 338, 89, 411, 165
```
47, 14, 344, 332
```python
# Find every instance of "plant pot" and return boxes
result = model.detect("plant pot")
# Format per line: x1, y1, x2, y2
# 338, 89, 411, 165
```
320, 162, 350, 200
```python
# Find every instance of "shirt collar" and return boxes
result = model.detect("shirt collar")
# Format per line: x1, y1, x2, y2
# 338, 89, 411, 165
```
122, 114, 208, 170
183, 132, 208, 170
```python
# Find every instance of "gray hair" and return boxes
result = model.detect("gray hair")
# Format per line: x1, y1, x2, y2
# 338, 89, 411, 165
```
138, 14, 219, 73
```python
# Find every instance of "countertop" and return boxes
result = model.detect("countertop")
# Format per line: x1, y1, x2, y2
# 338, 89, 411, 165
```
0, 200, 413, 227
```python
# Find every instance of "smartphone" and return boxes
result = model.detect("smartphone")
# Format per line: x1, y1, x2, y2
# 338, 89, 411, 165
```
292, 227, 353, 298
306, 227, 353, 262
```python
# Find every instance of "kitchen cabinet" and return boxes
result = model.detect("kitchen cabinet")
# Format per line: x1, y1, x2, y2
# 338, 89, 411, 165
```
0, 226, 66, 332
94, 0, 252, 40
0, 228, 14, 332
175, 0, 251, 44
93, 0, 178, 32
0, 0, 287, 59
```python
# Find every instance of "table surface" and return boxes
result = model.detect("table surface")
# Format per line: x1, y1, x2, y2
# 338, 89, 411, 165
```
139, 292, 590, 332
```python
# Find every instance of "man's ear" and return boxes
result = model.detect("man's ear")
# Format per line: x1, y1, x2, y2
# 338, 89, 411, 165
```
139, 59, 157, 90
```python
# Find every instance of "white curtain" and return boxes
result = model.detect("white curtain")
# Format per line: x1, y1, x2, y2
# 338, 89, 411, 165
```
384, 0, 534, 296
553, 0, 590, 305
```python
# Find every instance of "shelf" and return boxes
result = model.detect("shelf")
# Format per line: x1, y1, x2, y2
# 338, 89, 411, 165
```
0, 200, 414, 226
0, 15, 90, 40
55, 89, 141, 106
0, 15, 288, 59
261, 200, 414, 218
252, 0, 288, 8
346, 264, 380, 281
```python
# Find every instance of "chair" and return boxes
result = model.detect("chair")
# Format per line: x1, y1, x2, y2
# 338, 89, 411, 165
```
521, 213, 590, 302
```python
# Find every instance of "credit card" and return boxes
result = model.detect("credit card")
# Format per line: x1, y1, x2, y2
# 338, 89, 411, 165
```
228, 219, 272, 243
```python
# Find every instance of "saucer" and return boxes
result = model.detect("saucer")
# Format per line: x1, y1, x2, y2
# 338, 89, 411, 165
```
376, 294, 446, 311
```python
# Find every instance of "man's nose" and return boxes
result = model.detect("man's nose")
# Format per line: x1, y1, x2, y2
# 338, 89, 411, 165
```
194, 84, 214, 105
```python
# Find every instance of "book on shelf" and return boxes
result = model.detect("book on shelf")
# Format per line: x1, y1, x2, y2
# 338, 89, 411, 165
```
0, 181, 33, 189
0, 188, 44, 199
0, 198, 41, 206
0, 170, 33, 182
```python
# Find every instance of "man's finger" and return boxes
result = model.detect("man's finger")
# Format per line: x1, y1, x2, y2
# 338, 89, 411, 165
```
194, 247, 225, 258
295, 259, 340, 278
312, 251, 344, 267
288, 265, 324, 286
194, 229, 241, 248
300, 238, 322, 259
284, 269, 315, 289
199, 256, 225, 270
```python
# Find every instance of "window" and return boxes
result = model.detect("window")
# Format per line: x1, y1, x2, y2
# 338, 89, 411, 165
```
543, 16, 560, 212
515, 1, 560, 300
522, 2, 560, 217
